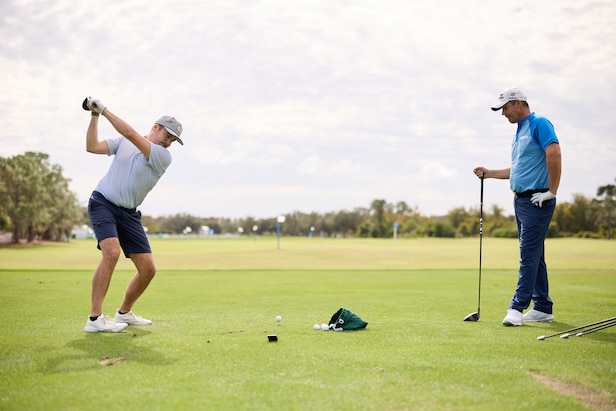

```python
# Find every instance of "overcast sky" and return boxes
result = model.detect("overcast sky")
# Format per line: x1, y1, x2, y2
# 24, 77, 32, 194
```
2, 0, 615, 219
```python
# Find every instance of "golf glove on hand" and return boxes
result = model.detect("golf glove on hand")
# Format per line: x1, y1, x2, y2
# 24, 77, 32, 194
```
530, 191, 555, 207
89, 98, 106, 114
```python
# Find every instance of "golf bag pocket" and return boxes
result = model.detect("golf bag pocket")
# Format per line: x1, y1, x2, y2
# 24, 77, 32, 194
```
328, 307, 368, 331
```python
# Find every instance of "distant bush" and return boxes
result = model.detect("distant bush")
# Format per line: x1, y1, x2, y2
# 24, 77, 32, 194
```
491, 228, 518, 238
427, 221, 456, 238
574, 231, 602, 239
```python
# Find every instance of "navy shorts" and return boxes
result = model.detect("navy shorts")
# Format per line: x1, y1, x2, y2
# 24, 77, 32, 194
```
88, 191, 151, 257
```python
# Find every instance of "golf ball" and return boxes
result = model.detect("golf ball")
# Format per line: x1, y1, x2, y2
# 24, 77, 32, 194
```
313, 324, 320, 330
275, 315, 282, 322
321, 323, 329, 331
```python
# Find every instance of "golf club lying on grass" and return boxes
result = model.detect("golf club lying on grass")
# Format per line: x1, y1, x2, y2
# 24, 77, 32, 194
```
464, 177, 484, 322
537, 316, 616, 340
571, 319, 616, 338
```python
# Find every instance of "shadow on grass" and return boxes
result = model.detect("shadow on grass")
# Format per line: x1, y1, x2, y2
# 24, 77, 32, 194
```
40, 328, 175, 374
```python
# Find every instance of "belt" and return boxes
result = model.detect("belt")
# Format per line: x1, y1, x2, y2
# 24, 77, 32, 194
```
514, 188, 549, 198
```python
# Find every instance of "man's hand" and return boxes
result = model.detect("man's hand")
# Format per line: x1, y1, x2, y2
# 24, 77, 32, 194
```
82, 97, 106, 114
89, 99, 106, 114
530, 191, 555, 207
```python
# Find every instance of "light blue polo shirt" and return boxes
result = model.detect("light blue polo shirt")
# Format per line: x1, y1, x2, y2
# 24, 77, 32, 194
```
95, 137, 172, 209
510, 113, 559, 193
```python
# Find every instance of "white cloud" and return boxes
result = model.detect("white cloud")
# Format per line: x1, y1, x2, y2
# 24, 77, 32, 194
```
420, 161, 459, 180
1, 0, 615, 218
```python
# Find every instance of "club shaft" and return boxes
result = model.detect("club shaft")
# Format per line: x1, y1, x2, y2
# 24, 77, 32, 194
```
463, 177, 484, 322
477, 177, 483, 314
540, 316, 616, 339
576, 319, 616, 336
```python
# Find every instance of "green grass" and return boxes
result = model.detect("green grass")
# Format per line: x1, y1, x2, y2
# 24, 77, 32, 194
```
0, 238, 615, 410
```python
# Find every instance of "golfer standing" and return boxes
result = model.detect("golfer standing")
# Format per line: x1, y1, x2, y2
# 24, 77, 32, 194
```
474, 88, 561, 326
83, 98, 183, 332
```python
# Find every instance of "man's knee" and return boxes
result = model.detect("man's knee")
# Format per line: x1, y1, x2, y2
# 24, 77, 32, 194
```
142, 263, 156, 279
100, 238, 121, 262
131, 254, 156, 279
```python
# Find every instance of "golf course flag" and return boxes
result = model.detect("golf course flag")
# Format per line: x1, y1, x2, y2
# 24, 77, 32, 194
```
329, 307, 368, 331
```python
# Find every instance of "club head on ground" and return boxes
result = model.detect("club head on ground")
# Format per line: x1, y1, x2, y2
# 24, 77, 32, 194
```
463, 312, 480, 322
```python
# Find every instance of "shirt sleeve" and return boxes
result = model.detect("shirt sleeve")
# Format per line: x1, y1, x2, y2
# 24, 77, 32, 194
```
105, 137, 123, 155
147, 143, 172, 176
533, 117, 559, 150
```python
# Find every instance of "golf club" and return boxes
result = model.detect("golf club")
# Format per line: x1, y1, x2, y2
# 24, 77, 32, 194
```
575, 319, 616, 337
464, 177, 483, 322
537, 316, 616, 340
561, 320, 616, 339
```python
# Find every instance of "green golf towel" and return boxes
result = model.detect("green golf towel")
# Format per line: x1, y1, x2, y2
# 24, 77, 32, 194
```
328, 307, 368, 331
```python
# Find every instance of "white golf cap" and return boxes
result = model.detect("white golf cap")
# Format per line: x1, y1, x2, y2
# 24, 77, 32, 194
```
491, 87, 527, 111
155, 115, 184, 145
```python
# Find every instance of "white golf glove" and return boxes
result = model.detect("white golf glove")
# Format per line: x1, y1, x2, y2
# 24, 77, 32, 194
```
88, 98, 106, 114
530, 191, 555, 207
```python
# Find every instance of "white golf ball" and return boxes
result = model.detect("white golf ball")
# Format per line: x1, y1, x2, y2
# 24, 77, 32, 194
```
275, 315, 282, 322
313, 324, 320, 330
321, 323, 329, 331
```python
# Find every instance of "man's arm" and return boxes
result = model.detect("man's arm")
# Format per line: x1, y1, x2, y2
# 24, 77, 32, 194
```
530, 142, 561, 207
86, 115, 109, 154
545, 142, 561, 195
473, 167, 511, 179
100, 108, 152, 159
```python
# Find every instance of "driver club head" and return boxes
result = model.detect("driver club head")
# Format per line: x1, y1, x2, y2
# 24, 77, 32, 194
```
463, 312, 480, 322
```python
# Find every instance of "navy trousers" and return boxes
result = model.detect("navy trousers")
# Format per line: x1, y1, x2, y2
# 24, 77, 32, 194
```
509, 196, 556, 314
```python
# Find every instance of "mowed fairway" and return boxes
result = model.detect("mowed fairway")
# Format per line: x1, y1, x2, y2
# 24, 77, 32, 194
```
0, 237, 615, 411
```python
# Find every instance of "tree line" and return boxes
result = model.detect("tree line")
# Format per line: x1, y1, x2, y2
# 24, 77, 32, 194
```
1, 152, 614, 243
142, 191, 614, 240
0, 152, 81, 243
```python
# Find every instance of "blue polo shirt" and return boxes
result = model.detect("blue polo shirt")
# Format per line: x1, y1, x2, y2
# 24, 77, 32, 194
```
510, 113, 559, 193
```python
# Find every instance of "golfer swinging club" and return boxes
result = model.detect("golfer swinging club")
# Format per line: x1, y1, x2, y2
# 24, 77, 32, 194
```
474, 88, 561, 326
83, 97, 183, 332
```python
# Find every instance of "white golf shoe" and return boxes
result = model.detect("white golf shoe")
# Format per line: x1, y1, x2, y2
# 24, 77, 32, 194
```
114, 310, 152, 325
502, 309, 523, 326
522, 309, 554, 323
84, 315, 128, 333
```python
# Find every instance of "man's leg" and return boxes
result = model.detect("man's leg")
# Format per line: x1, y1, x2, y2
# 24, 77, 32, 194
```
532, 253, 553, 313
119, 253, 156, 314
510, 198, 554, 312
90, 237, 121, 317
